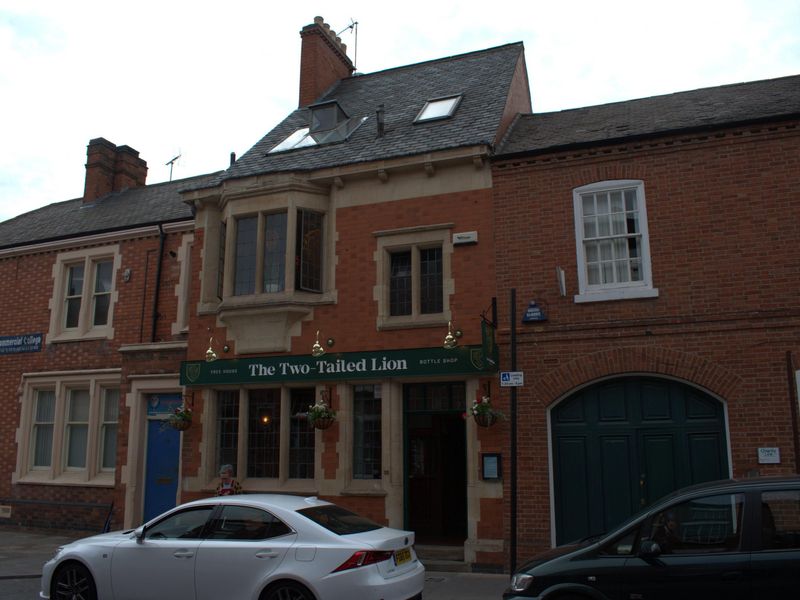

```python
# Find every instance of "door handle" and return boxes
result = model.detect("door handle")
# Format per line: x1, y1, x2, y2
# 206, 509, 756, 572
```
256, 550, 279, 559
722, 571, 742, 581
173, 550, 194, 558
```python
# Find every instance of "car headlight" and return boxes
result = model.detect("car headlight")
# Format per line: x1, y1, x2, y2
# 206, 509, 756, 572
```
509, 573, 534, 592
51, 546, 65, 560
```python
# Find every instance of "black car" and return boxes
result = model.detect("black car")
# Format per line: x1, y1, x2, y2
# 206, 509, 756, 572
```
505, 476, 800, 599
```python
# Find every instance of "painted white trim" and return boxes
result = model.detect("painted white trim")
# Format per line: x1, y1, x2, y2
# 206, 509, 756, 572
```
572, 180, 657, 303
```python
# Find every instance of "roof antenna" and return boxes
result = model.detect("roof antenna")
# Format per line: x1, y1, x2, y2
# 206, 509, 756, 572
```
165, 154, 181, 182
337, 18, 358, 70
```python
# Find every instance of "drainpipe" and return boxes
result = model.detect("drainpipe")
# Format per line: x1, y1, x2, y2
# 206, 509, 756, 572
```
150, 224, 166, 342
510, 288, 518, 572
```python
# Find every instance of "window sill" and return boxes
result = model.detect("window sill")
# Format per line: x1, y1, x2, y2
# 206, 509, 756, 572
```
574, 287, 659, 304
15, 471, 115, 488
341, 486, 387, 497
47, 328, 114, 343
377, 313, 449, 331
237, 478, 318, 495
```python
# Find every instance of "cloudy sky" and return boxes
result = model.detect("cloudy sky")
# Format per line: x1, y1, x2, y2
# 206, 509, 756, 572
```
1, 0, 799, 222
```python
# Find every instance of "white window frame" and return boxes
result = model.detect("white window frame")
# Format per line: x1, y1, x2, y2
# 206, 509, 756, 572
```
14, 371, 120, 487
374, 224, 453, 330
48, 245, 120, 342
572, 180, 658, 303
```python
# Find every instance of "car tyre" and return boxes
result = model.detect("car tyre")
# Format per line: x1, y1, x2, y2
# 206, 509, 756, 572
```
52, 561, 97, 600
262, 581, 315, 600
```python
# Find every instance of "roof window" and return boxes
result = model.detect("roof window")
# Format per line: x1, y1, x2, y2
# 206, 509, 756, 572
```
414, 95, 462, 123
269, 100, 367, 154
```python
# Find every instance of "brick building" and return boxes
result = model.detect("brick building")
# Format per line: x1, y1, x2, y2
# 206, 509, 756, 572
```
492, 74, 800, 565
0, 17, 529, 571
0, 138, 216, 530
2, 15, 798, 575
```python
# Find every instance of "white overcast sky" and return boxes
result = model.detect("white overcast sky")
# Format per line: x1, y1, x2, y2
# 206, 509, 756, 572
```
1, 0, 799, 222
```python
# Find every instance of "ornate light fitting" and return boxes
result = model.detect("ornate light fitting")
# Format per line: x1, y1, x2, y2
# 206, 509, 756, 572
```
205, 336, 218, 362
443, 321, 463, 350
311, 330, 335, 357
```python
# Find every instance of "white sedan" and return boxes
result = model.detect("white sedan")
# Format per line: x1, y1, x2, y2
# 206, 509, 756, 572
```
40, 494, 424, 600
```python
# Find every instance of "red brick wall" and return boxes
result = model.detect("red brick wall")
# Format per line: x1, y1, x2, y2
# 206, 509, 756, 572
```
491, 121, 800, 563
0, 229, 189, 530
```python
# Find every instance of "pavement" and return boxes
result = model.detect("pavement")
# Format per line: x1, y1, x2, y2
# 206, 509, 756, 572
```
0, 525, 509, 599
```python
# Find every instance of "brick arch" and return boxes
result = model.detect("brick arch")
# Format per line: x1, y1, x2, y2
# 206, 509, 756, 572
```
535, 345, 744, 408
569, 164, 650, 188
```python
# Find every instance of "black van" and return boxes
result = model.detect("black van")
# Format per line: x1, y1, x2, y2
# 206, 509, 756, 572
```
505, 477, 800, 600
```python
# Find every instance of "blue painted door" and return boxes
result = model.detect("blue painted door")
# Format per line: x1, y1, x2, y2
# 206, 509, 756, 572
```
144, 394, 183, 522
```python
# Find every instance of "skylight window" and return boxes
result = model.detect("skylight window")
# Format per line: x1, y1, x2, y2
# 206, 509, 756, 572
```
415, 95, 462, 122
269, 99, 369, 154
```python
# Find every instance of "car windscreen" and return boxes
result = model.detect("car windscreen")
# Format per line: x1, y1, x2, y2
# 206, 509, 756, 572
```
297, 505, 381, 535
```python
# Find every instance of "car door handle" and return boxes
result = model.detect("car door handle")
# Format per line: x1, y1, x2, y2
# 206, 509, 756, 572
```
173, 550, 195, 558
256, 550, 279, 559
722, 571, 742, 581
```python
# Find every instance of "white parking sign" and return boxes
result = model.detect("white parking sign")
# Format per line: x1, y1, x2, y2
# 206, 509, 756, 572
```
500, 371, 524, 387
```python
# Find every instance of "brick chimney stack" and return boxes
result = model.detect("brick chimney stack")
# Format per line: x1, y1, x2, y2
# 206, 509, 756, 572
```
298, 16, 355, 108
83, 138, 148, 203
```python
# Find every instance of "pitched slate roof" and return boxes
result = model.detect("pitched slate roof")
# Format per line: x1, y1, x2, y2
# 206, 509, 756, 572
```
0, 172, 220, 251
189, 43, 525, 190
496, 74, 800, 157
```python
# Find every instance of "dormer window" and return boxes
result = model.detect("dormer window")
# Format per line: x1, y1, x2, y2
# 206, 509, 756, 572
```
269, 100, 367, 154
310, 101, 348, 133
415, 95, 462, 122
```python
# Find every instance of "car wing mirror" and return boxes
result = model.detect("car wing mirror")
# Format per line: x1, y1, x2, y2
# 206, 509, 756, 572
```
134, 526, 145, 543
639, 540, 662, 557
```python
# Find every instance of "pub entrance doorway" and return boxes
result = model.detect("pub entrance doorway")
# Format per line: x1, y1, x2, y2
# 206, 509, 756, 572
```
404, 382, 467, 545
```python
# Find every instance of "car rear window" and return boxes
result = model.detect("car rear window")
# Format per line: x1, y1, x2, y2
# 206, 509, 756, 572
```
297, 505, 381, 535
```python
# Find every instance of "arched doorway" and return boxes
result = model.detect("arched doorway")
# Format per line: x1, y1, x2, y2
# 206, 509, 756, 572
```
551, 376, 729, 545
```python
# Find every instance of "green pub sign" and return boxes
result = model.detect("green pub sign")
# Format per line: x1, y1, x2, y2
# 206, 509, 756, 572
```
181, 345, 495, 387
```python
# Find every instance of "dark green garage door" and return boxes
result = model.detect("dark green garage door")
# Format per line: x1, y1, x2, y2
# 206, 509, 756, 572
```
552, 377, 729, 545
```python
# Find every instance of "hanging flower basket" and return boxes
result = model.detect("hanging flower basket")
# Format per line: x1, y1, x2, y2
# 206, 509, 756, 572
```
471, 396, 503, 428
307, 401, 336, 430
310, 416, 335, 430
167, 405, 193, 431
474, 412, 498, 428
169, 418, 192, 431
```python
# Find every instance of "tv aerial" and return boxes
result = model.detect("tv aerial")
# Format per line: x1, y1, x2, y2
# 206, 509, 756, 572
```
165, 154, 181, 182
337, 18, 358, 70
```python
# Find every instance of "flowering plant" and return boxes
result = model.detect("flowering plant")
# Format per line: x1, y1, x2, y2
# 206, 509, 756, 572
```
165, 404, 193, 430
471, 396, 504, 420
307, 401, 336, 422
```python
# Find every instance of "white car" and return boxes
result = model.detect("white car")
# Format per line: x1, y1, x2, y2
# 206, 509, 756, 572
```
40, 494, 424, 600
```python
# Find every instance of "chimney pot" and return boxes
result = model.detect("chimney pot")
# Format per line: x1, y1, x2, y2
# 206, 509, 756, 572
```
298, 16, 354, 107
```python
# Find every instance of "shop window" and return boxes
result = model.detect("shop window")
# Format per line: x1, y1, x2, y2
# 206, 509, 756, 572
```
572, 180, 658, 303
215, 387, 318, 487
353, 385, 382, 479
375, 224, 453, 329
48, 245, 120, 342
16, 372, 120, 486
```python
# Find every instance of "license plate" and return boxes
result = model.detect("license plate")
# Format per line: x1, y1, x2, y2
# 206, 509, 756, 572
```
394, 547, 412, 566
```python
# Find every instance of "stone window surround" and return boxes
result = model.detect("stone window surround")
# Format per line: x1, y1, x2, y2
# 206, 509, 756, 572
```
373, 223, 454, 330
47, 245, 121, 343
14, 369, 121, 487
